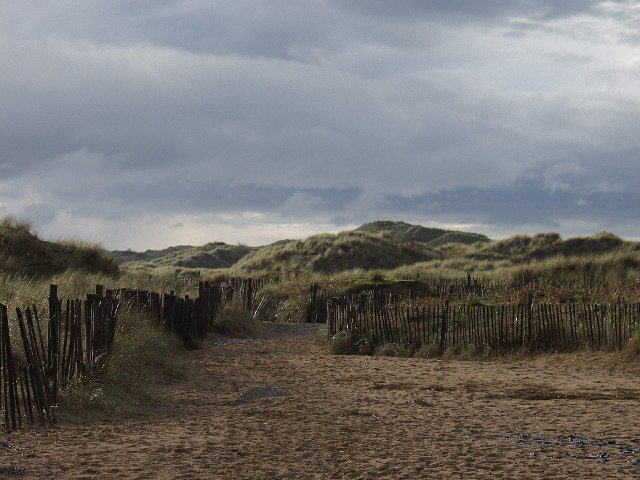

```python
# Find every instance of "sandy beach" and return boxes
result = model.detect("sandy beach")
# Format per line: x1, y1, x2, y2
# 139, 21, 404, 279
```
3, 323, 640, 479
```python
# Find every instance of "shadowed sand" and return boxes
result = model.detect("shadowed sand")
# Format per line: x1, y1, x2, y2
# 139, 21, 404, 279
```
3, 323, 640, 479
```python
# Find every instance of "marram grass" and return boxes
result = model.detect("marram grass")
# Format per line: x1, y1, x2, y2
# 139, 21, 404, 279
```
57, 307, 185, 418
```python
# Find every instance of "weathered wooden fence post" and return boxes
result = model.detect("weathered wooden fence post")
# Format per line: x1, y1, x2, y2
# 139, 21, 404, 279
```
440, 300, 449, 352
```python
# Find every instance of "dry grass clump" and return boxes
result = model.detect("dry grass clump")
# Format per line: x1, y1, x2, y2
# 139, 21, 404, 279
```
56, 239, 119, 275
472, 233, 561, 259
0, 217, 50, 276
58, 307, 184, 418
414, 343, 443, 358
118, 269, 200, 297
373, 343, 414, 358
212, 301, 265, 337
328, 330, 358, 355
0, 216, 119, 278
0, 270, 121, 321
505, 251, 640, 290
0, 217, 44, 257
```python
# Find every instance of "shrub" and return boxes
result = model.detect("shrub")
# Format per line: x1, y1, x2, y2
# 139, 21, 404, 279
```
58, 307, 184, 417
212, 302, 264, 337
329, 330, 357, 355
374, 343, 413, 357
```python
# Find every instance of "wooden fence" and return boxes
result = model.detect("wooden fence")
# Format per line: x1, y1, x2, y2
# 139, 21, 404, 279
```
327, 294, 640, 354
411, 274, 505, 300
305, 276, 511, 324
1, 285, 120, 430
117, 277, 271, 343
0, 277, 267, 430
306, 273, 636, 325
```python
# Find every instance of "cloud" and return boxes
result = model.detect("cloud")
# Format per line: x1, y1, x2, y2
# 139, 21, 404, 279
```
542, 162, 586, 192
1, 1, 639, 248
383, 182, 640, 237
332, 0, 598, 22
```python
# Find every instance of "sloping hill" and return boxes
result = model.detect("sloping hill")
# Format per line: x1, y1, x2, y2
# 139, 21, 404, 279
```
112, 242, 254, 270
112, 221, 490, 273
471, 231, 633, 262
110, 245, 194, 263
355, 221, 490, 246
0, 217, 119, 277
233, 231, 438, 273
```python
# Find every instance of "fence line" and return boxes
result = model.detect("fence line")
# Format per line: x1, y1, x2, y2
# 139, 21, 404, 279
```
306, 273, 636, 325
1, 285, 120, 430
0, 277, 267, 430
326, 294, 640, 354
117, 277, 270, 343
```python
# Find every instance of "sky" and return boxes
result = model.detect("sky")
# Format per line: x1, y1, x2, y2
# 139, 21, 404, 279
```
1, 1, 639, 251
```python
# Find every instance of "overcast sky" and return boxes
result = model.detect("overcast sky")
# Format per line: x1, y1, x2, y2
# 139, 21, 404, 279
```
1, 1, 639, 250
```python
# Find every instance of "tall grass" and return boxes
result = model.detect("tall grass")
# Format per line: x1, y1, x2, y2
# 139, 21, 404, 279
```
57, 239, 120, 275
0, 267, 193, 420
0, 215, 119, 277
58, 306, 184, 418
233, 231, 436, 274
212, 300, 265, 337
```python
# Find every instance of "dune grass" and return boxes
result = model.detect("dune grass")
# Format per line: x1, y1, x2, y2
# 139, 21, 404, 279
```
231, 230, 437, 274
114, 220, 639, 304
3, 214, 640, 414
57, 306, 184, 419
0, 216, 119, 277
211, 300, 265, 337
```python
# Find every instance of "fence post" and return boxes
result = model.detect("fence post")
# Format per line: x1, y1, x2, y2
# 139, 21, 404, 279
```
48, 285, 60, 403
440, 300, 449, 352
246, 278, 253, 312
306, 283, 318, 323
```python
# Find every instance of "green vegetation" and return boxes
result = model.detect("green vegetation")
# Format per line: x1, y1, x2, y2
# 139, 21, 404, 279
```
112, 221, 490, 275
233, 231, 436, 274
212, 301, 265, 337
2, 213, 640, 415
110, 241, 254, 273
354, 220, 490, 246
58, 307, 184, 418
110, 222, 639, 297
0, 216, 118, 277
3, 215, 639, 318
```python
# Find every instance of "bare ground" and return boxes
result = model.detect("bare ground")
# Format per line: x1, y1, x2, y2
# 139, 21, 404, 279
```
3, 323, 640, 479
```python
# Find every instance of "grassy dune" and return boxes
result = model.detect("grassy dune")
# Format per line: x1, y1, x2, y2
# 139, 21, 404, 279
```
111, 222, 639, 294
1, 215, 640, 419
113, 221, 491, 275
354, 220, 490, 246
110, 242, 254, 273
0, 217, 193, 417
0, 216, 119, 277
4, 215, 639, 311
233, 231, 436, 274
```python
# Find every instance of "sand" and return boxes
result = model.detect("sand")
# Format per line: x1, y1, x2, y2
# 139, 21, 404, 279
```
3, 323, 640, 479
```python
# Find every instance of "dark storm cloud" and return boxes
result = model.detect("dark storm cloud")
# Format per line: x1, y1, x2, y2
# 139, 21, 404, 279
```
384, 183, 640, 229
1, 0, 639, 248
0, 1, 334, 59
332, 0, 597, 21
103, 182, 361, 217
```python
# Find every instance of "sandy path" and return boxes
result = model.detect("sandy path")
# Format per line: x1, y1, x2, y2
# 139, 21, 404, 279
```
3, 323, 640, 479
